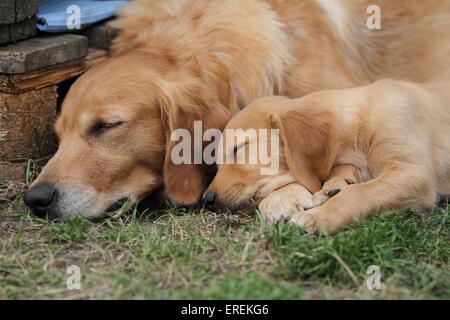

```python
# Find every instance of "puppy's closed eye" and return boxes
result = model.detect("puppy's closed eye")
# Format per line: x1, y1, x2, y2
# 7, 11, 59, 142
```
89, 121, 125, 136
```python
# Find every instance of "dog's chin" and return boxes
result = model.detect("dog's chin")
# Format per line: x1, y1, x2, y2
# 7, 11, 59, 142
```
103, 189, 169, 218
103, 198, 130, 216
52, 200, 128, 221
59, 189, 167, 221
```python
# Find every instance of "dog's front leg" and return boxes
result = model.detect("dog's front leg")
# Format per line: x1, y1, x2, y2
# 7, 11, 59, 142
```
291, 164, 437, 234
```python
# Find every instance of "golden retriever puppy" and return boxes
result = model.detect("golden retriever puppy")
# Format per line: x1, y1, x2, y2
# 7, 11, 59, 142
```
24, 0, 450, 219
205, 80, 450, 233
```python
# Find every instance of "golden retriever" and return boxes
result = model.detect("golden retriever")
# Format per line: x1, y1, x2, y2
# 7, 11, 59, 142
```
205, 80, 450, 233
24, 0, 450, 220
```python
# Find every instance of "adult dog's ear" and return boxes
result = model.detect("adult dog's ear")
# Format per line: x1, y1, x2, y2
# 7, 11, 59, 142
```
160, 90, 231, 206
270, 108, 340, 193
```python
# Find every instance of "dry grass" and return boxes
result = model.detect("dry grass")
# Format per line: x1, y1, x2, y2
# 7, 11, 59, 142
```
0, 181, 26, 202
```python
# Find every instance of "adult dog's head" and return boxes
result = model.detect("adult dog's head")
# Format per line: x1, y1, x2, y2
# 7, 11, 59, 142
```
24, 50, 230, 220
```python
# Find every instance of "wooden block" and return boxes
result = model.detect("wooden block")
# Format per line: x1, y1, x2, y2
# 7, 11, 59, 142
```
0, 48, 109, 94
0, 162, 26, 183
0, 34, 88, 74
0, 17, 36, 45
84, 22, 118, 49
0, 0, 38, 25
0, 1, 16, 26
0, 86, 58, 161
0, 157, 48, 185
0, 162, 27, 200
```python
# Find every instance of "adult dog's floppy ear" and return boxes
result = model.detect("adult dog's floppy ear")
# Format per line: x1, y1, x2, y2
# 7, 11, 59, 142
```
270, 107, 340, 193
159, 86, 231, 205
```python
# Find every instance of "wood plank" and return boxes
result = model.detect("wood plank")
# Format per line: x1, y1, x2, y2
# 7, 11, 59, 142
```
0, 0, 38, 25
83, 22, 118, 49
0, 34, 88, 74
0, 162, 26, 183
0, 162, 27, 200
0, 86, 58, 161
0, 1, 15, 26
0, 17, 36, 45
0, 48, 109, 93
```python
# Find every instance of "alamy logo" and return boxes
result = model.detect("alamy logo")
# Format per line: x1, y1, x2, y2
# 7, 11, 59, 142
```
66, 265, 81, 290
366, 265, 382, 290
367, 5, 382, 30
170, 121, 280, 175
66, 5, 81, 30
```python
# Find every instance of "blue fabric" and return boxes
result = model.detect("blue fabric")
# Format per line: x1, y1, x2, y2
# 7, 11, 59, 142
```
37, 0, 128, 32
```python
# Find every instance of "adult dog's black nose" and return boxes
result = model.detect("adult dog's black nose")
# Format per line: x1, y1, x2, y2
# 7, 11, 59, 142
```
203, 192, 217, 206
24, 183, 58, 217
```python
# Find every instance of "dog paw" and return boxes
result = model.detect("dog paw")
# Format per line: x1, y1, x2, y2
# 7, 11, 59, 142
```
290, 207, 343, 234
312, 178, 354, 207
258, 183, 313, 224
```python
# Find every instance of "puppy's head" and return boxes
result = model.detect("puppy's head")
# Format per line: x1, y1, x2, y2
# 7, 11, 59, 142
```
24, 50, 230, 220
204, 96, 340, 210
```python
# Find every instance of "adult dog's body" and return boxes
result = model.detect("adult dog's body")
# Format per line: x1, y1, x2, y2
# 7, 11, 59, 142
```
24, 0, 450, 220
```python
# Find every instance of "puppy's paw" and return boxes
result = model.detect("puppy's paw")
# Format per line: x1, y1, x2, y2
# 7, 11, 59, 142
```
290, 207, 343, 234
259, 183, 313, 224
313, 178, 354, 207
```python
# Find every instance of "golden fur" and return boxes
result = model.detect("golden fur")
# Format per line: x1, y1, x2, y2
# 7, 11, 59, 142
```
207, 80, 450, 233
26, 0, 450, 220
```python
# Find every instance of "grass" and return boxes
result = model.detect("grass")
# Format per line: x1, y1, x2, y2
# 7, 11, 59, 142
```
0, 192, 448, 299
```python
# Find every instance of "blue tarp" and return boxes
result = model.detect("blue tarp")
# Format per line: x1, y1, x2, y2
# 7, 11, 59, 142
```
37, 0, 128, 32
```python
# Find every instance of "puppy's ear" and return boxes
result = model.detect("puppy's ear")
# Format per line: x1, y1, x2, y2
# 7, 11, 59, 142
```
270, 108, 340, 193
161, 93, 231, 205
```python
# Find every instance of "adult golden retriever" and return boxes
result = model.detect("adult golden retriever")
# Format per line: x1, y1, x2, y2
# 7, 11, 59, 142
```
205, 80, 450, 233
24, 0, 450, 220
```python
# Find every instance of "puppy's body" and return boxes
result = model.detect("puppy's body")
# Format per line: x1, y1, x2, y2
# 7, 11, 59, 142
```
207, 80, 450, 233
298, 80, 450, 232
331, 81, 450, 198
24, 0, 450, 219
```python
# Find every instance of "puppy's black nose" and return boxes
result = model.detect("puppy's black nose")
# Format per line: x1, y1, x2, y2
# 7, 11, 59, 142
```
203, 192, 217, 206
24, 183, 58, 217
